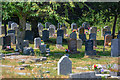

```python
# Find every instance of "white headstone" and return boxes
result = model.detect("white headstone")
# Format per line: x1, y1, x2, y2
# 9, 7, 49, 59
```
11, 23, 17, 30
26, 23, 31, 30
34, 37, 41, 48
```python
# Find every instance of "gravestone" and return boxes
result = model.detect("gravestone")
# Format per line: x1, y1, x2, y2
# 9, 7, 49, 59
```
68, 39, 77, 53
89, 27, 97, 34
78, 27, 84, 34
7, 33, 16, 44
0, 26, 5, 35
38, 23, 44, 36
71, 23, 77, 31
45, 22, 51, 29
34, 37, 41, 48
104, 34, 112, 46
85, 40, 96, 55
26, 23, 31, 30
49, 25, 55, 37
79, 34, 86, 41
58, 56, 72, 75
42, 30, 49, 41
89, 33, 96, 40
56, 36, 62, 45
0, 35, 11, 49
8, 21, 13, 28
23, 47, 34, 56
11, 23, 17, 30
101, 28, 107, 36
111, 39, 120, 57
82, 22, 90, 29
8, 30, 15, 34
57, 29, 64, 39
77, 39, 82, 49
24, 30, 34, 41
23, 40, 29, 47
39, 44, 46, 53
104, 26, 111, 31
70, 32, 77, 39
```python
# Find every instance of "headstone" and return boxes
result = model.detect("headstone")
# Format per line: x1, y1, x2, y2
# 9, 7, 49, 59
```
56, 36, 62, 45
23, 40, 29, 47
89, 33, 96, 40
70, 32, 77, 39
78, 27, 84, 34
0, 26, 5, 35
49, 25, 55, 37
111, 39, 120, 57
11, 23, 17, 30
45, 22, 51, 29
71, 23, 77, 31
104, 26, 111, 31
77, 39, 82, 49
8, 21, 13, 28
34, 37, 41, 48
24, 30, 34, 41
68, 39, 77, 52
39, 44, 46, 53
8, 30, 15, 34
79, 34, 86, 41
89, 27, 97, 34
26, 23, 31, 30
7, 33, 16, 44
23, 47, 34, 56
57, 29, 64, 39
82, 22, 90, 29
104, 34, 112, 46
38, 23, 43, 31
58, 56, 72, 75
85, 40, 96, 55
42, 30, 49, 41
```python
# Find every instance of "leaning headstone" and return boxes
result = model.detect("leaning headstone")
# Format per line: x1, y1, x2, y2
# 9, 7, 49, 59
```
0, 26, 5, 35
39, 44, 46, 53
104, 34, 112, 46
24, 30, 34, 41
8, 21, 13, 28
70, 32, 77, 39
23, 47, 34, 56
49, 25, 55, 37
111, 39, 120, 57
23, 40, 29, 47
34, 37, 41, 48
58, 56, 72, 75
8, 30, 15, 34
85, 40, 96, 55
7, 33, 16, 44
57, 29, 64, 39
89, 27, 97, 34
82, 22, 90, 29
45, 22, 51, 29
79, 34, 86, 41
68, 39, 77, 53
11, 23, 17, 30
42, 30, 49, 41
26, 23, 31, 30
77, 39, 82, 49
56, 36, 62, 45
71, 23, 77, 31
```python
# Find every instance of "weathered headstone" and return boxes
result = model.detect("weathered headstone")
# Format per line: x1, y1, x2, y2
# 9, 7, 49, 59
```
78, 27, 84, 34
70, 32, 77, 39
56, 36, 62, 45
8, 21, 13, 28
11, 23, 17, 30
39, 44, 46, 53
111, 39, 120, 57
57, 29, 64, 39
49, 25, 55, 37
34, 37, 41, 48
79, 34, 86, 41
26, 23, 31, 30
7, 33, 16, 44
77, 39, 82, 49
38, 23, 43, 31
68, 39, 77, 53
71, 23, 77, 31
85, 40, 96, 55
24, 30, 34, 41
82, 22, 90, 29
42, 30, 49, 41
23, 47, 34, 56
58, 56, 72, 75
104, 34, 112, 46
23, 40, 29, 47
45, 22, 51, 29
89, 33, 96, 40
89, 27, 97, 34
8, 30, 15, 34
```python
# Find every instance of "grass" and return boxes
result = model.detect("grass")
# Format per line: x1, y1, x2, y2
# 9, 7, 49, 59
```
0, 28, 119, 78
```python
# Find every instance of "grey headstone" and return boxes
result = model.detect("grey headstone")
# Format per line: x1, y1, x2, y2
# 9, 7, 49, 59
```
49, 25, 55, 37
39, 44, 46, 53
111, 39, 120, 57
42, 30, 49, 41
56, 36, 62, 45
68, 39, 77, 52
11, 23, 17, 30
70, 32, 77, 39
77, 39, 82, 49
34, 37, 41, 48
26, 23, 31, 30
38, 23, 43, 31
23, 47, 34, 56
7, 33, 16, 44
57, 29, 64, 39
58, 56, 72, 75
89, 33, 96, 40
71, 23, 77, 31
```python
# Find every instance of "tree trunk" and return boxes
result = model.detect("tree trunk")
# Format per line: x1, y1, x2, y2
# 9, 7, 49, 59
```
16, 16, 26, 52
31, 18, 39, 38
112, 15, 117, 39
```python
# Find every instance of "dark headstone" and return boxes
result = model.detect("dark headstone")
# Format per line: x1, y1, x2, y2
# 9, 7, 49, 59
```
79, 34, 86, 41
89, 33, 96, 40
24, 30, 34, 41
57, 29, 64, 39
42, 30, 49, 41
8, 30, 15, 34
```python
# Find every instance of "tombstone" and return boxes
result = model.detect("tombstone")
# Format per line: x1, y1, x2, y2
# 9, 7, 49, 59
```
45, 22, 51, 29
104, 34, 112, 46
34, 37, 41, 48
101, 28, 107, 36
49, 25, 55, 37
0, 35, 11, 49
68, 39, 77, 52
77, 39, 82, 49
7, 33, 16, 44
71, 23, 77, 31
24, 30, 34, 41
89, 27, 97, 34
11, 23, 17, 30
8, 21, 13, 28
42, 30, 49, 41
23, 40, 29, 47
39, 44, 46, 53
23, 47, 34, 56
89, 33, 96, 40
0, 26, 5, 35
38, 23, 43, 31
70, 32, 77, 39
85, 40, 96, 55
58, 56, 72, 75
111, 39, 120, 57
56, 36, 62, 45
26, 23, 31, 30
8, 30, 15, 34
79, 34, 86, 41
104, 26, 111, 31
82, 22, 90, 29
57, 29, 64, 39
78, 27, 84, 34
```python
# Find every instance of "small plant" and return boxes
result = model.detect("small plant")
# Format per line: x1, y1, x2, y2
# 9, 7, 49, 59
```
92, 64, 104, 73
